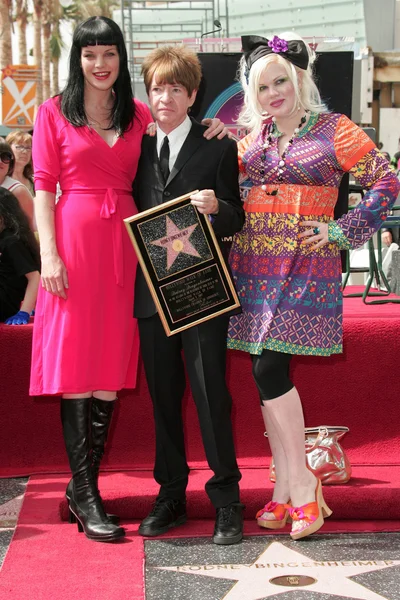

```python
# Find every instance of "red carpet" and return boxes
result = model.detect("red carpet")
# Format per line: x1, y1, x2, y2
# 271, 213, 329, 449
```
0, 476, 145, 600
56, 467, 400, 521
1, 475, 400, 600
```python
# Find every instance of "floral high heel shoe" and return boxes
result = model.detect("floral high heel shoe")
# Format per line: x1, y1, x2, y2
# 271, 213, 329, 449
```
286, 479, 332, 540
256, 501, 291, 530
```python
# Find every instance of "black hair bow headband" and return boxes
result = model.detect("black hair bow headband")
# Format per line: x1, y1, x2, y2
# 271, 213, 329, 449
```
242, 35, 309, 78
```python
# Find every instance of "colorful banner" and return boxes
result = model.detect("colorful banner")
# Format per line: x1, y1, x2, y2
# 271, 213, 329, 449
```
1, 64, 39, 129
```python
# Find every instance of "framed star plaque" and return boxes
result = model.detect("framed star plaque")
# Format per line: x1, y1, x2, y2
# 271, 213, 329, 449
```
124, 191, 240, 336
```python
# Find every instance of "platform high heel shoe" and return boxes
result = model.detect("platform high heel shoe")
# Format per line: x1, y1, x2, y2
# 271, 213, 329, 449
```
286, 479, 332, 541
66, 397, 119, 525
61, 398, 125, 542
256, 501, 291, 529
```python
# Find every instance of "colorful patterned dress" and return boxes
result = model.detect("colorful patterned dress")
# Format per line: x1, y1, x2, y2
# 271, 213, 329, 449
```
227, 112, 400, 356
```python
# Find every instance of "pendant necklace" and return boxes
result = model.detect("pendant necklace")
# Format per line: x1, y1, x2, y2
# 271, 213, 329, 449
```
260, 111, 308, 194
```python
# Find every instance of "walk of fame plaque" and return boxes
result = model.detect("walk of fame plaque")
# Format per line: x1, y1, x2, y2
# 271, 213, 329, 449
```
145, 535, 400, 600
124, 191, 240, 336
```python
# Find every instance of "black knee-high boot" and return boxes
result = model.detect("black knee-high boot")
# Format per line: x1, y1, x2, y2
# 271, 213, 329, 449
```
66, 398, 119, 524
90, 397, 119, 524
61, 398, 124, 542
91, 397, 115, 484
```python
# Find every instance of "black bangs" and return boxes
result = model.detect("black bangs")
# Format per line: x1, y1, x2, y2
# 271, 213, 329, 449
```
73, 16, 120, 50
60, 16, 135, 135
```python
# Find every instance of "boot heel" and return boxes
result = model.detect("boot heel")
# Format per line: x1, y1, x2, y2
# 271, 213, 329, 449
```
76, 518, 84, 533
68, 508, 77, 524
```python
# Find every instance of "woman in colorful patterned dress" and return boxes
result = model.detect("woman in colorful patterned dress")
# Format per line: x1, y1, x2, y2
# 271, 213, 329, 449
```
228, 33, 400, 540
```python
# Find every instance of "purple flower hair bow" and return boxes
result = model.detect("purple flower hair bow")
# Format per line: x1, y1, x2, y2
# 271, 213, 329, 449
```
242, 34, 309, 80
268, 36, 289, 53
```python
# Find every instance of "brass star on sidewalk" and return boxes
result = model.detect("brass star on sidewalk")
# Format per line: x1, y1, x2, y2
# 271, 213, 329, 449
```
151, 216, 201, 270
158, 541, 400, 600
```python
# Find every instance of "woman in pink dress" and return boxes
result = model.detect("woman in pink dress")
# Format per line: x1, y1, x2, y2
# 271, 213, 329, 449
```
31, 16, 224, 543
31, 16, 149, 542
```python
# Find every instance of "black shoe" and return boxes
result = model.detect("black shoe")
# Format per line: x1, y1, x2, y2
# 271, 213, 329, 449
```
213, 502, 244, 545
138, 497, 187, 537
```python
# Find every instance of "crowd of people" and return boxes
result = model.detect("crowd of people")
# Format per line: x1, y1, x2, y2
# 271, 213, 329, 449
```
1, 16, 399, 544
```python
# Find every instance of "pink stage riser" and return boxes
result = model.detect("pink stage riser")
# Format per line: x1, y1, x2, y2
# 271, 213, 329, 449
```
1, 316, 400, 474
1, 294, 400, 519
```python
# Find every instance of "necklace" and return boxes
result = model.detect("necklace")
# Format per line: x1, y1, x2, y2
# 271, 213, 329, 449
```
260, 111, 308, 193
85, 105, 113, 129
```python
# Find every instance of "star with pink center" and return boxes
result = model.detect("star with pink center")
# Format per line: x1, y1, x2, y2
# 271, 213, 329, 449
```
151, 216, 201, 270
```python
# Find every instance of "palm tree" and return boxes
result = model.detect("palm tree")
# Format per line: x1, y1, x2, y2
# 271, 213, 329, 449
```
15, 0, 28, 64
0, 0, 13, 70
33, 0, 43, 105
50, 0, 64, 96
42, 0, 53, 100
75, 0, 119, 20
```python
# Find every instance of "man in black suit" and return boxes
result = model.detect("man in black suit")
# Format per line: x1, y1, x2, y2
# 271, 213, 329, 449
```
134, 45, 244, 544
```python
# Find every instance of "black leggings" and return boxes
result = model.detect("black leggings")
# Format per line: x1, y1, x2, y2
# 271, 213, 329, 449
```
251, 349, 294, 403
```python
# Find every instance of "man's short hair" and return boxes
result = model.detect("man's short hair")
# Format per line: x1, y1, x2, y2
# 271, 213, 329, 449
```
141, 45, 202, 96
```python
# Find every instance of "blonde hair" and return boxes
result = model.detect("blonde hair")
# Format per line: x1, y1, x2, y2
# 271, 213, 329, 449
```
6, 130, 32, 147
5, 130, 33, 182
237, 32, 327, 134
141, 45, 202, 97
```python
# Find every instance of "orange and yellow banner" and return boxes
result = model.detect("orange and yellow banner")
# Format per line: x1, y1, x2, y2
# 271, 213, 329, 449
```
1, 64, 39, 129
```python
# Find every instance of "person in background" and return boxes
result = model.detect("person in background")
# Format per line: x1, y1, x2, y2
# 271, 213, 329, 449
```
391, 137, 400, 172
0, 188, 40, 325
382, 228, 399, 248
6, 131, 35, 195
227, 32, 400, 540
134, 45, 245, 545
30, 16, 226, 544
0, 141, 34, 229
381, 152, 399, 256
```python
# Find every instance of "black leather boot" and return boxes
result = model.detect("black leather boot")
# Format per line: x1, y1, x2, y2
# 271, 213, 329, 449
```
90, 397, 119, 524
91, 397, 115, 484
66, 397, 119, 524
61, 398, 125, 542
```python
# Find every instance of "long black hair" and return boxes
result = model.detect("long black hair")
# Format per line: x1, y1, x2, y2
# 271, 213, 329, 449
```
0, 188, 40, 268
60, 16, 135, 135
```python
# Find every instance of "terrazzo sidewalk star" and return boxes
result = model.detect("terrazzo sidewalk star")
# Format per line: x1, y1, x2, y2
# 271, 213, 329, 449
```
151, 538, 400, 600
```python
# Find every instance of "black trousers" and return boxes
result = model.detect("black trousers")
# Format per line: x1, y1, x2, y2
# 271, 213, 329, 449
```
138, 313, 241, 508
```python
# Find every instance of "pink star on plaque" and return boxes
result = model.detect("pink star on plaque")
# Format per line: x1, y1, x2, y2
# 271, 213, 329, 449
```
151, 215, 201, 270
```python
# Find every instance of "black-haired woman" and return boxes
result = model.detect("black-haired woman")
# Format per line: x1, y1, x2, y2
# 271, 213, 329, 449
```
31, 16, 139, 542
0, 188, 40, 324
30, 16, 224, 542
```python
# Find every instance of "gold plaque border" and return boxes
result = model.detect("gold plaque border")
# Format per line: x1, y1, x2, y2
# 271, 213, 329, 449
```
124, 191, 240, 336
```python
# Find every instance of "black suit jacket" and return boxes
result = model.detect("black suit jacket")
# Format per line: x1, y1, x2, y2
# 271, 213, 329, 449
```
133, 118, 244, 319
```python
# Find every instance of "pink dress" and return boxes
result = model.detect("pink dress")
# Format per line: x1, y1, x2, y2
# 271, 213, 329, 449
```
30, 97, 152, 395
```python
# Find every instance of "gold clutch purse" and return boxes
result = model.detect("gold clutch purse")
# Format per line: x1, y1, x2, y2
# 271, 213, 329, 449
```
268, 426, 352, 484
